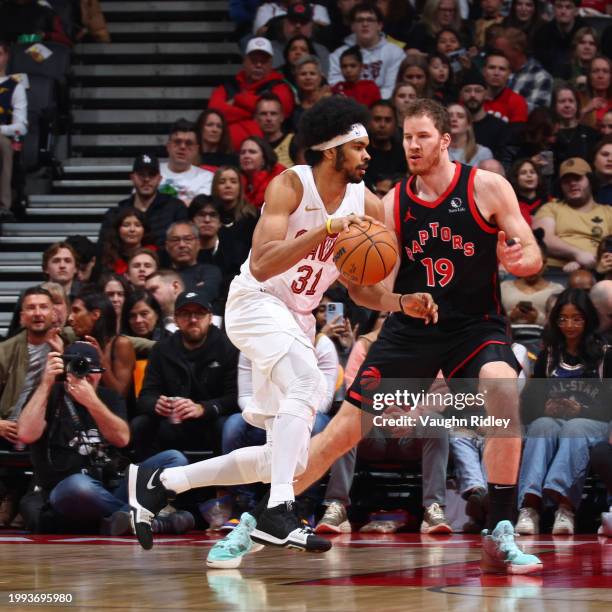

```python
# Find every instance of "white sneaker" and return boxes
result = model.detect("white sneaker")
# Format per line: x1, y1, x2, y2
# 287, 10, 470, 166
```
420, 503, 452, 534
315, 502, 351, 533
597, 509, 612, 537
552, 506, 575, 535
516, 507, 540, 535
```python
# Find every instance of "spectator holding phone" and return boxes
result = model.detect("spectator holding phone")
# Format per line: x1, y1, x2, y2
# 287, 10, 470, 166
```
314, 293, 357, 363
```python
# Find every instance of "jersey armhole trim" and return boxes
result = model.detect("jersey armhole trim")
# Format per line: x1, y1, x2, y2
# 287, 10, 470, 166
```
393, 182, 402, 246
467, 167, 497, 234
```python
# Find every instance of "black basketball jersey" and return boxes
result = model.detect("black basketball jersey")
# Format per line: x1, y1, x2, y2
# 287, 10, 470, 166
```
391, 162, 503, 333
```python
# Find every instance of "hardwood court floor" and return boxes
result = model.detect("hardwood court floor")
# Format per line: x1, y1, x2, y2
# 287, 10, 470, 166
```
0, 532, 610, 611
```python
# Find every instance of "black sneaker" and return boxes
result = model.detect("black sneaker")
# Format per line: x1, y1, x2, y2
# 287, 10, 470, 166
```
465, 487, 488, 524
250, 502, 332, 552
152, 511, 195, 535
128, 464, 174, 550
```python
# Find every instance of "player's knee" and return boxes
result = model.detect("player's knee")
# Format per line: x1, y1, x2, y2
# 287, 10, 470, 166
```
280, 368, 326, 421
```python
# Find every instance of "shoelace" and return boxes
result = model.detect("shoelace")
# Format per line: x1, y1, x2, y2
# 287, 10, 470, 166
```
428, 503, 445, 521
297, 527, 313, 536
220, 525, 250, 550
140, 508, 154, 524
499, 531, 525, 558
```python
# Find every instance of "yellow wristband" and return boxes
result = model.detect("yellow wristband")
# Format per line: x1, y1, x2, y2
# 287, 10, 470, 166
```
326, 217, 334, 235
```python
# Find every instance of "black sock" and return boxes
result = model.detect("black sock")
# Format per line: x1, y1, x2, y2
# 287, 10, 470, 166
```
487, 483, 517, 531
251, 491, 271, 520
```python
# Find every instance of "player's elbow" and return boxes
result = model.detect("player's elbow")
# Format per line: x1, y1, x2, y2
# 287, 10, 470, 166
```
249, 258, 271, 283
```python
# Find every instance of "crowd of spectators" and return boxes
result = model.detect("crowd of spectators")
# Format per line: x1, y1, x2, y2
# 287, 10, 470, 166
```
0, 0, 611, 537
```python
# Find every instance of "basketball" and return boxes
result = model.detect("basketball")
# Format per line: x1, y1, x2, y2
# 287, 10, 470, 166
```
332, 221, 398, 285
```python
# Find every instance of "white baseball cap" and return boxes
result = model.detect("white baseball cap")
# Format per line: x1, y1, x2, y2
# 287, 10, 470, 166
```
245, 37, 273, 57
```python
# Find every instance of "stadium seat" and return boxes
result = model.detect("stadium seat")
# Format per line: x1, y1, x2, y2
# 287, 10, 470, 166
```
23, 74, 59, 170
8, 41, 71, 85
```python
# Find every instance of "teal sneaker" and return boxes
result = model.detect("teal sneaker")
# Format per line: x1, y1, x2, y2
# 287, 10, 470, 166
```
481, 520, 543, 574
206, 513, 264, 569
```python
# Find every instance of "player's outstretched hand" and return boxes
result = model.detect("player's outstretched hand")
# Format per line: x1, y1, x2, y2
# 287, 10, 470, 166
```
400, 293, 438, 324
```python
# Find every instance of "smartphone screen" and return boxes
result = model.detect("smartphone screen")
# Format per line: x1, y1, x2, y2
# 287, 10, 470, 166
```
326, 302, 344, 324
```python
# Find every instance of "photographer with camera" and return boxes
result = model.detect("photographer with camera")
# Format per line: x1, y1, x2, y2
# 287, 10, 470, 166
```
17, 342, 193, 535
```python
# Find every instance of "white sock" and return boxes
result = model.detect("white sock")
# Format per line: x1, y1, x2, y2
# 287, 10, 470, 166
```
161, 445, 272, 495
268, 413, 310, 508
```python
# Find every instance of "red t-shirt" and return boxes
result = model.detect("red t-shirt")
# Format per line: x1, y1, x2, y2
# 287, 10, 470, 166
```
484, 87, 528, 123
331, 79, 381, 108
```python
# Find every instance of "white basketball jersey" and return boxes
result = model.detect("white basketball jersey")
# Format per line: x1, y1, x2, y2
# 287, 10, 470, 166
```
238, 165, 365, 313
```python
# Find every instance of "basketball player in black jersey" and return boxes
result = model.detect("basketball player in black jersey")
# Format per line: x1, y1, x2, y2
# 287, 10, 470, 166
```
292, 99, 544, 574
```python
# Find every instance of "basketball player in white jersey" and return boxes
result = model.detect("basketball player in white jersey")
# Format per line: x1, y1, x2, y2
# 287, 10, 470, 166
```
127, 97, 437, 553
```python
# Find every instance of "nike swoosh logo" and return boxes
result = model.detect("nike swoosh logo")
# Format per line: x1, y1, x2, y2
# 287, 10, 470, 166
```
146, 469, 159, 490
305, 206, 321, 212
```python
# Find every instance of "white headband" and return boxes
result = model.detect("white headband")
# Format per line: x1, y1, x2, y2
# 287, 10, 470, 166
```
310, 123, 368, 151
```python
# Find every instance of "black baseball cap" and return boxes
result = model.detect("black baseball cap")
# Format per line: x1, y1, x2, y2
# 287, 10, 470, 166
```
175, 290, 213, 313
64, 341, 105, 373
287, 2, 313, 23
132, 153, 160, 174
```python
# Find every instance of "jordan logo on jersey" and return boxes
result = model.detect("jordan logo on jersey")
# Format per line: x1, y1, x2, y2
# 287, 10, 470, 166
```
404, 207, 416, 222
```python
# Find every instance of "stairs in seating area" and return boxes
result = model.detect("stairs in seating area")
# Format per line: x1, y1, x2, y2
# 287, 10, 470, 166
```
0, 0, 241, 336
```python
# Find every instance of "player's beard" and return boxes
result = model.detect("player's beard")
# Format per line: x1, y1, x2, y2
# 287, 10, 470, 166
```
335, 146, 367, 183
409, 147, 441, 176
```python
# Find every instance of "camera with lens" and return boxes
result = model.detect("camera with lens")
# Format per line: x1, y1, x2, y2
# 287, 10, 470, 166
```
61, 355, 93, 379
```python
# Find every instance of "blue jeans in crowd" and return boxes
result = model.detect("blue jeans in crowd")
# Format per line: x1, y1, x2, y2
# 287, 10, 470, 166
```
449, 432, 487, 497
49, 450, 188, 521
518, 417, 609, 510
222, 411, 330, 508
